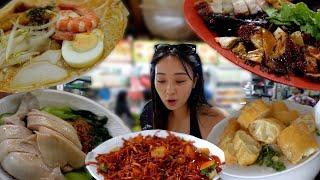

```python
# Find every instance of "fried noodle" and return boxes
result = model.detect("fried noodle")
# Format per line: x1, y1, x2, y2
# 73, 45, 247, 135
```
90, 133, 222, 180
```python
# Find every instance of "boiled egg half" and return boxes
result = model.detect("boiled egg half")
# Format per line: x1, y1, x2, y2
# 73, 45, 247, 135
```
62, 29, 104, 68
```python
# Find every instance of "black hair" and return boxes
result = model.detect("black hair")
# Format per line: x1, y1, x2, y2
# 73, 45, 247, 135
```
150, 44, 211, 130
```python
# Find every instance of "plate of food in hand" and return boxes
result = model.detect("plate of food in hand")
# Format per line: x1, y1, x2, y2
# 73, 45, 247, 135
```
184, 0, 320, 90
86, 129, 225, 180
0, 0, 128, 92
0, 89, 131, 180
207, 99, 320, 180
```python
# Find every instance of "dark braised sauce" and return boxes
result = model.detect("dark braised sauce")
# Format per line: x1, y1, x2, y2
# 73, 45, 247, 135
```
195, 0, 320, 81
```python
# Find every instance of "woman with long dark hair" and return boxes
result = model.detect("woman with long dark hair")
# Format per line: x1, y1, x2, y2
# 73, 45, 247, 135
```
139, 44, 225, 139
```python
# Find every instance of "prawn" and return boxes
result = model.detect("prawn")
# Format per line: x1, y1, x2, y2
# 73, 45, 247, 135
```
56, 3, 99, 33
52, 30, 75, 41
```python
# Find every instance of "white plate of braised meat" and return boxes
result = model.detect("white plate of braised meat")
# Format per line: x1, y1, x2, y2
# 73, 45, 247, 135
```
185, 0, 320, 90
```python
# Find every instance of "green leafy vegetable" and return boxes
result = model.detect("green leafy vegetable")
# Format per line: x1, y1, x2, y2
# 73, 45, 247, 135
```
72, 110, 108, 127
266, 2, 320, 40
42, 107, 112, 179
64, 172, 92, 180
42, 106, 80, 120
316, 128, 320, 136
42, 107, 112, 148
72, 110, 112, 147
64, 167, 92, 180
256, 145, 286, 171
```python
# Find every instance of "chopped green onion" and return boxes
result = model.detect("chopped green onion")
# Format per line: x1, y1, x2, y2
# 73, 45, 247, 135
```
200, 168, 208, 176
256, 145, 286, 172
99, 163, 108, 172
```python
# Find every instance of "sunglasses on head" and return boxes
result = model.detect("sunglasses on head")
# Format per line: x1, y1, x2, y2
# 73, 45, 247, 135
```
154, 44, 197, 54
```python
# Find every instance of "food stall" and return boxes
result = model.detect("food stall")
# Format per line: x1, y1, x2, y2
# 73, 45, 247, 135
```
0, 0, 319, 180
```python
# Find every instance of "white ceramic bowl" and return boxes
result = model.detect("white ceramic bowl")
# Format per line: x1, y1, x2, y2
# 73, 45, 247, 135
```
86, 129, 225, 180
0, 89, 131, 180
207, 100, 320, 180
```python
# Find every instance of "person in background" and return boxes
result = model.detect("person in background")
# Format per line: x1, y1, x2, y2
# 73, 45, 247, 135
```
115, 90, 134, 128
287, 87, 317, 106
139, 44, 225, 139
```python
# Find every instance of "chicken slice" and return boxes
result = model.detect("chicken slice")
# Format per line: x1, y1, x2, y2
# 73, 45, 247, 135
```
210, 0, 223, 14
0, 135, 39, 161
36, 128, 85, 171
215, 37, 240, 49
246, 49, 264, 63
244, 0, 262, 14
256, 0, 269, 10
222, 0, 234, 14
27, 109, 82, 149
0, 125, 32, 143
232, 0, 249, 15
1, 152, 63, 180
3, 92, 39, 126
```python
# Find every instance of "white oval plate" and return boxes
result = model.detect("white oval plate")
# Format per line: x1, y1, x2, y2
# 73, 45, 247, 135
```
86, 129, 225, 180
0, 89, 131, 180
207, 100, 320, 180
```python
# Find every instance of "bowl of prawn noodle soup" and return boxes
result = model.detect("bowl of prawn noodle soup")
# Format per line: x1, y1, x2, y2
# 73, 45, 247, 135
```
0, 0, 128, 92
86, 130, 225, 179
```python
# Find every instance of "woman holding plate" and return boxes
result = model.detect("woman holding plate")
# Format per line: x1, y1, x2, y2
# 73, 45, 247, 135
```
139, 44, 225, 139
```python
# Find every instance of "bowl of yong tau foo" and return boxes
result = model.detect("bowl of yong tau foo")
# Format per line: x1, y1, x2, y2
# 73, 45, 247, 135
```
207, 99, 320, 180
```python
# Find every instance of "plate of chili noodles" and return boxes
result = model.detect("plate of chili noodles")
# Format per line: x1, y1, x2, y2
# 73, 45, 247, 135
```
86, 130, 225, 179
